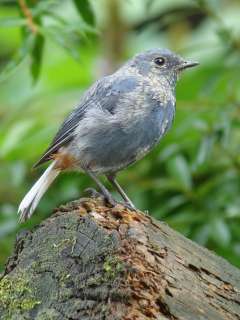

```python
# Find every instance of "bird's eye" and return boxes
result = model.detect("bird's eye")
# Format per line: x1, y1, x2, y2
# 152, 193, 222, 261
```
154, 57, 165, 66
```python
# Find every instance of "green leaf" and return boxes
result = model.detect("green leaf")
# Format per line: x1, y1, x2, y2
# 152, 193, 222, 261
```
195, 135, 214, 167
0, 33, 35, 82
0, 220, 17, 238
164, 195, 188, 211
73, 0, 95, 26
0, 17, 27, 27
158, 144, 179, 162
211, 219, 231, 247
41, 25, 81, 61
0, 120, 34, 157
194, 224, 210, 246
31, 33, 44, 83
167, 155, 192, 191
217, 27, 233, 46
145, 0, 155, 11
31, 0, 57, 16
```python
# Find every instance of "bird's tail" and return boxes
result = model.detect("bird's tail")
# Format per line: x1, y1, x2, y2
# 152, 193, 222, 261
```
18, 161, 60, 222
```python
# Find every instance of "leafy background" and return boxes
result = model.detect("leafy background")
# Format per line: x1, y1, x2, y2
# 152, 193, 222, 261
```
0, 0, 240, 270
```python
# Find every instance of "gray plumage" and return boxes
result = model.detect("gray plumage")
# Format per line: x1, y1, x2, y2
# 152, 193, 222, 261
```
19, 48, 198, 221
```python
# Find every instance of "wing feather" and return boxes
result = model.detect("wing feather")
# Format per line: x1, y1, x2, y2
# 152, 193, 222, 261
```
33, 75, 138, 168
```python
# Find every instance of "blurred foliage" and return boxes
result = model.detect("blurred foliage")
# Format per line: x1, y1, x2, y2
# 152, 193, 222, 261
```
0, 0, 240, 270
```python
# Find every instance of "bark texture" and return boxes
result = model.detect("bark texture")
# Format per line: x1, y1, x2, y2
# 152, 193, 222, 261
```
1, 197, 240, 320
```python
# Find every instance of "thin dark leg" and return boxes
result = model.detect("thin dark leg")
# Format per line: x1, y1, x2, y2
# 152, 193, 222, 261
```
85, 169, 116, 206
107, 174, 136, 210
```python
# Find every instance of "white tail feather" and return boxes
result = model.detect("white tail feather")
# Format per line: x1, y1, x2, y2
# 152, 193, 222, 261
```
18, 161, 59, 222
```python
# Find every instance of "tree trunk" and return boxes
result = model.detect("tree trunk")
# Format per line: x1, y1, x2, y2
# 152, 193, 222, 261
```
1, 197, 240, 320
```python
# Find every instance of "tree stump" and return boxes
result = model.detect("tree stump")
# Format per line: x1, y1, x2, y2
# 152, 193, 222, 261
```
1, 197, 240, 320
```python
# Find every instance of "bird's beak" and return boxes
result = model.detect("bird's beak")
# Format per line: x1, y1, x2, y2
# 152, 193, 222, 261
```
179, 60, 199, 70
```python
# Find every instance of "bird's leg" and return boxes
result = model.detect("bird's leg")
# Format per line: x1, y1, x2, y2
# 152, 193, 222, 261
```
107, 174, 136, 210
85, 169, 117, 206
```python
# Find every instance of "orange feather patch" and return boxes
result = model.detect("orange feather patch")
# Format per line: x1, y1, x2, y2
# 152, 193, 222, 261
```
52, 152, 77, 170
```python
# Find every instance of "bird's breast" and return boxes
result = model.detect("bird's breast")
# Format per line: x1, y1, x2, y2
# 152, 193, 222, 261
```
70, 90, 175, 174
120, 97, 175, 162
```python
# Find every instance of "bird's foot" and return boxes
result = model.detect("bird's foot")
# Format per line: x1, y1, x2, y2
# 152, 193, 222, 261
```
84, 187, 104, 199
106, 198, 137, 212
108, 199, 137, 211
120, 201, 137, 211
83, 188, 137, 212
104, 195, 118, 208
84, 188, 118, 207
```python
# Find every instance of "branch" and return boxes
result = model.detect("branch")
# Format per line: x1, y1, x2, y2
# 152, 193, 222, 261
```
1, 197, 240, 319
18, 0, 38, 34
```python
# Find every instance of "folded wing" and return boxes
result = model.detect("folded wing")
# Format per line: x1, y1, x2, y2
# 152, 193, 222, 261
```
33, 74, 139, 168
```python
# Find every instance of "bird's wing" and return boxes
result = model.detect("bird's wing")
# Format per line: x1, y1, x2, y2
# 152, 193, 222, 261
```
33, 74, 139, 168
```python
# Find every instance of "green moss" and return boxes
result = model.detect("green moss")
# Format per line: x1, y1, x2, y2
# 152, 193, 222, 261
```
85, 255, 124, 287
103, 256, 124, 280
52, 237, 77, 254
86, 274, 104, 286
59, 272, 71, 283
0, 274, 41, 318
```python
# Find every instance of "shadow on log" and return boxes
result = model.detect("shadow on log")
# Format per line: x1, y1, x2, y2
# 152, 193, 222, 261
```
1, 197, 240, 319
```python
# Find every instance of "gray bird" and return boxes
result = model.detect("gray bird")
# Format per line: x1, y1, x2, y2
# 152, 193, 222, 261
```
18, 48, 198, 222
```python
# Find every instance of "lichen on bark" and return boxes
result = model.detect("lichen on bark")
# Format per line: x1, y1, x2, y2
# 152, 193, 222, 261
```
0, 273, 41, 319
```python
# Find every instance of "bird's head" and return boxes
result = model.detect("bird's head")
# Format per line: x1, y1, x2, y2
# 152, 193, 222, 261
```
130, 48, 198, 86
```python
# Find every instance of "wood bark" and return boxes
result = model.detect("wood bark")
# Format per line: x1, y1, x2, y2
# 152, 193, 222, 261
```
0, 197, 240, 320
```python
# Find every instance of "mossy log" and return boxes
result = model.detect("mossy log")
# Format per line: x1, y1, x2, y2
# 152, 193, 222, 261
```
1, 197, 240, 320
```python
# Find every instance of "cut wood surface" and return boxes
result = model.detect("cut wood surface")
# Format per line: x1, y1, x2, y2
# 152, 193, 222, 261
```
1, 197, 240, 320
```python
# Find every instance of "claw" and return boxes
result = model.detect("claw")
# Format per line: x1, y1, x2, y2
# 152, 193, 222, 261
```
84, 187, 103, 199
83, 187, 136, 211
84, 187, 117, 207
121, 201, 137, 211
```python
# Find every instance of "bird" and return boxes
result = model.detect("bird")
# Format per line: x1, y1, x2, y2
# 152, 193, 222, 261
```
18, 48, 198, 222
